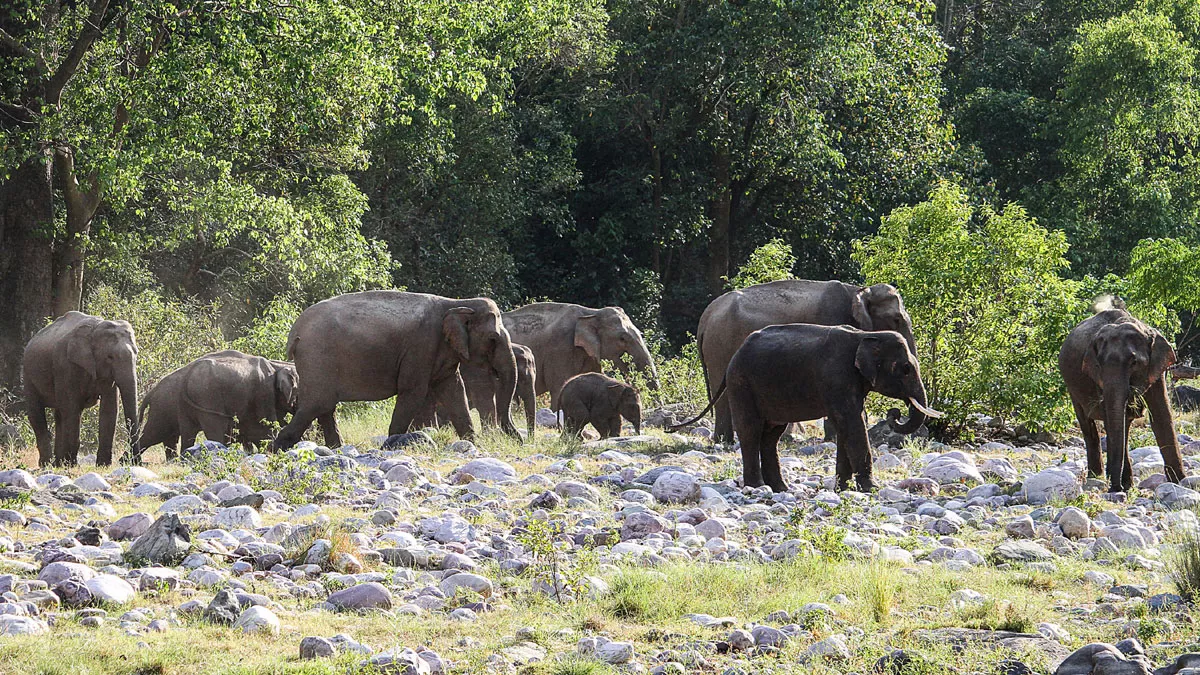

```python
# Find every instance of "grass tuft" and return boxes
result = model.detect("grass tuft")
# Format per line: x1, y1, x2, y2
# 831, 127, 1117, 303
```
1168, 522, 1200, 603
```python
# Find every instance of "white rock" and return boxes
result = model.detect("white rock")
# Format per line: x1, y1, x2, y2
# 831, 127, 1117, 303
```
806, 634, 850, 660
439, 573, 493, 598
0, 616, 49, 636
921, 452, 984, 484
595, 641, 634, 664
419, 515, 472, 544
1056, 507, 1092, 539
233, 606, 280, 634
1022, 468, 1080, 505
949, 589, 985, 610
158, 494, 207, 514
0, 470, 35, 490
454, 458, 517, 482
86, 574, 136, 604
212, 506, 261, 530
73, 472, 111, 492
651, 471, 701, 504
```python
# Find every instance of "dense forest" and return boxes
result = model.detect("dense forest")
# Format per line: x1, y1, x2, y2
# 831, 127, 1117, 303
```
5, 0, 1200, 403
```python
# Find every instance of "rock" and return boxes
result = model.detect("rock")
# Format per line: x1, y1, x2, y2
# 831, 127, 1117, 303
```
220, 493, 265, 509
806, 635, 850, 660
0, 470, 36, 490
73, 472, 111, 491
992, 541, 1055, 564
981, 458, 1019, 482
554, 481, 601, 502
382, 432, 435, 451
138, 567, 180, 592
501, 642, 546, 665
529, 491, 563, 510
1022, 469, 1081, 505
727, 629, 754, 651
363, 648, 431, 674
204, 588, 242, 625
439, 573, 492, 598
419, 516, 472, 544
652, 471, 701, 504
328, 582, 393, 612
212, 506, 261, 530
1155, 482, 1200, 510
301, 636, 336, 659
128, 514, 192, 565
621, 512, 668, 539
596, 641, 634, 664
158, 494, 207, 514
234, 606, 280, 635
1006, 516, 1035, 539
751, 625, 788, 647
921, 451, 984, 484
454, 458, 517, 482
39, 561, 96, 586
86, 575, 135, 604
1052, 643, 1152, 675
535, 408, 559, 427
0, 616, 49, 636
916, 629, 1070, 669
1057, 507, 1092, 539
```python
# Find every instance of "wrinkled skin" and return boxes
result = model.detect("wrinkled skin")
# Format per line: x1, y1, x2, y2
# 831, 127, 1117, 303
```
503, 303, 659, 409
559, 372, 642, 440
140, 350, 298, 457
1059, 309, 1185, 493
698, 280, 916, 443
422, 343, 538, 435
23, 311, 141, 466
274, 291, 520, 450
675, 325, 934, 493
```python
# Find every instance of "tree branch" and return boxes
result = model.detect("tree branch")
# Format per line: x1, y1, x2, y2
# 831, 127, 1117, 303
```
46, 0, 113, 106
0, 26, 45, 73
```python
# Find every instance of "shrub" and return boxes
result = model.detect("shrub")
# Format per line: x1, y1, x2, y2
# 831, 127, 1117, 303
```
725, 238, 797, 290
231, 295, 304, 361
853, 181, 1088, 435
1168, 524, 1200, 603
619, 335, 708, 411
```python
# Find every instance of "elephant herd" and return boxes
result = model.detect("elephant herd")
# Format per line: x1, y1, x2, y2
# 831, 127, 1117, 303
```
17, 279, 1190, 497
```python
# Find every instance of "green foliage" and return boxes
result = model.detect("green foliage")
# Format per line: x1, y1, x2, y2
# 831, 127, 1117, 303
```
231, 296, 305, 362
1127, 237, 1200, 337
249, 449, 345, 506
1168, 521, 1200, 602
853, 182, 1088, 433
621, 336, 707, 411
953, 598, 1036, 634
517, 517, 599, 604
725, 238, 797, 290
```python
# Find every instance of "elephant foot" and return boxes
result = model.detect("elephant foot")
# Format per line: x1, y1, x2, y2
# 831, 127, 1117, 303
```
743, 476, 766, 489
855, 476, 876, 493
768, 481, 789, 494
834, 475, 851, 492
1102, 491, 1126, 503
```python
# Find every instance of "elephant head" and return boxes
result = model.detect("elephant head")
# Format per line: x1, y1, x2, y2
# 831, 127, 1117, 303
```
444, 300, 521, 438
608, 381, 642, 435
271, 363, 299, 418
854, 331, 940, 435
68, 319, 141, 452
575, 307, 660, 389
852, 284, 916, 355
1081, 320, 1175, 477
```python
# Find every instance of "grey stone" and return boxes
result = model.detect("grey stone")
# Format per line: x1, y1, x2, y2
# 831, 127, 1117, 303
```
128, 514, 192, 565
1052, 643, 1152, 675
991, 541, 1055, 564
652, 471, 701, 504
204, 588, 242, 625
233, 606, 280, 634
328, 582, 393, 612
301, 636, 336, 659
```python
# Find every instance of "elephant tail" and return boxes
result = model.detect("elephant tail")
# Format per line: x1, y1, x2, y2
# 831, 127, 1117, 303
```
698, 331, 713, 402
668, 377, 727, 432
181, 383, 236, 421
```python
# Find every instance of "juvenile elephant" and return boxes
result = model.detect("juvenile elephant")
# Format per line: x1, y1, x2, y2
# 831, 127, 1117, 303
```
674, 324, 939, 492
428, 343, 538, 435
1059, 309, 1185, 493
559, 372, 642, 440
23, 311, 141, 466
140, 350, 298, 457
697, 280, 916, 443
503, 303, 659, 409
273, 291, 520, 450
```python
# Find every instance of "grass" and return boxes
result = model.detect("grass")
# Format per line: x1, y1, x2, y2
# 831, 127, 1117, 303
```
1168, 519, 1200, 603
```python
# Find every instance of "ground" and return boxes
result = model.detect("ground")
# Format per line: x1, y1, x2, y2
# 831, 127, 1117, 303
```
0, 404, 1198, 675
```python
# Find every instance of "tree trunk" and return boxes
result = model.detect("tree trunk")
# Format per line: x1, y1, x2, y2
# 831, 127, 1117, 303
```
54, 148, 101, 316
706, 143, 732, 295
0, 158, 55, 391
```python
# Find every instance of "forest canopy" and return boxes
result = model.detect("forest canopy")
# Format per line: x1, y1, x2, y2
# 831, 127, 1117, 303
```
5, 0, 1200, 417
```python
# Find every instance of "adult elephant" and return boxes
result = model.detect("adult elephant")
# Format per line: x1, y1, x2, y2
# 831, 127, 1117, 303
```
457, 343, 538, 435
503, 303, 659, 409
140, 350, 298, 457
1059, 309, 1185, 494
273, 291, 520, 450
698, 279, 916, 443
23, 311, 141, 466
673, 325, 938, 493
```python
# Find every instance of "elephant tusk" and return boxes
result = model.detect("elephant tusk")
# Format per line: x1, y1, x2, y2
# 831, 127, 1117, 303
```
909, 397, 944, 419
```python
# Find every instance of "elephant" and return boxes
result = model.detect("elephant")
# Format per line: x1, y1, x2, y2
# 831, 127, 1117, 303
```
421, 343, 538, 435
559, 372, 642, 440
697, 280, 916, 443
673, 324, 939, 493
1172, 385, 1200, 412
1059, 309, 1186, 493
22, 311, 141, 466
139, 350, 298, 458
273, 291, 520, 450
502, 303, 659, 409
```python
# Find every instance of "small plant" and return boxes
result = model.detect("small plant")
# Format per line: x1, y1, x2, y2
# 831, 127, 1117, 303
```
955, 598, 1035, 633
0, 491, 31, 509
249, 449, 343, 505
1168, 524, 1200, 603
1136, 617, 1173, 643
518, 518, 598, 604
862, 562, 899, 625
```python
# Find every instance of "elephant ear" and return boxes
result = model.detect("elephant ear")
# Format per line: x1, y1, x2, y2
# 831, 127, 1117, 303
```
270, 366, 298, 418
574, 315, 602, 361
443, 307, 475, 362
1148, 331, 1177, 385
67, 324, 98, 379
851, 288, 874, 330
855, 335, 882, 386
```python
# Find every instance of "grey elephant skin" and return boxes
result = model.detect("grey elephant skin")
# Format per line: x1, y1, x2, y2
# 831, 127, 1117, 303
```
423, 343, 538, 435
675, 324, 936, 493
559, 372, 641, 440
502, 303, 658, 409
139, 350, 298, 458
697, 279, 916, 443
1059, 309, 1185, 493
273, 291, 520, 450
23, 311, 141, 466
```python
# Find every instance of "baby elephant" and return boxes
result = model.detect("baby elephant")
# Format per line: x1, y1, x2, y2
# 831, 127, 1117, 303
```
140, 350, 298, 458
559, 373, 641, 440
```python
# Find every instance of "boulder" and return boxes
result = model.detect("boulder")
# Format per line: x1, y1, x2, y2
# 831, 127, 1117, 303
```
454, 458, 517, 482
212, 506, 262, 530
1052, 643, 1152, 675
128, 514, 192, 565
205, 588, 242, 625
651, 471, 701, 504
86, 574, 135, 604
234, 606, 280, 635
328, 582, 393, 612
991, 541, 1055, 564
1022, 469, 1081, 505
921, 452, 984, 484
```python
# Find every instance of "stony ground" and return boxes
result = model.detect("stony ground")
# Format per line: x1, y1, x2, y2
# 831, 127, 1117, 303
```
0, 407, 1199, 675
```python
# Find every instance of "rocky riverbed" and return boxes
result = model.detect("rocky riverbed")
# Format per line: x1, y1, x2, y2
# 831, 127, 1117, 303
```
0, 411, 1199, 674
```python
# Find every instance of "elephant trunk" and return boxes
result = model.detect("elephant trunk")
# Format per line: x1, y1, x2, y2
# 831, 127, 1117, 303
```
899, 323, 918, 357
520, 377, 537, 436
491, 333, 521, 441
887, 381, 936, 435
630, 343, 660, 391
1103, 375, 1131, 491
116, 367, 141, 462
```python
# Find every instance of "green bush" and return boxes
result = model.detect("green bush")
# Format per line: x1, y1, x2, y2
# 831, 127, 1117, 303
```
725, 238, 797, 290
231, 295, 304, 361
853, 182, 1088, 434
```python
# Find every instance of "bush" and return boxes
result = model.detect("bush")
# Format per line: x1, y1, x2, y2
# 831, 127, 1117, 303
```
853, 182, 1088, 434
1168, 524, 1200, 603
231, 295, 304, 361
725, 238, 797, 290
619, 334, 708, 411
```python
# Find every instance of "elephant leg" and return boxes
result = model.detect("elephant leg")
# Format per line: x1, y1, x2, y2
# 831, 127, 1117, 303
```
28, 398, 52, 468
834, 425, 852, 491
1146, 379, 1186, 483
1122, 417, 1134, 492
57, 409, 82, 467
97, 388, 117, 466
610, 415, 624, 438
1074, 402, 1103, 479
462, 369, 498, 428
715, 398, 735, 445
318, 412, 342, 449
276, 397, 332, 451
760, 424, 789, 492
831, 405, 873, 492
823, 418, 837, 442
730, 397, 764, 488
430, 375, 474, 440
